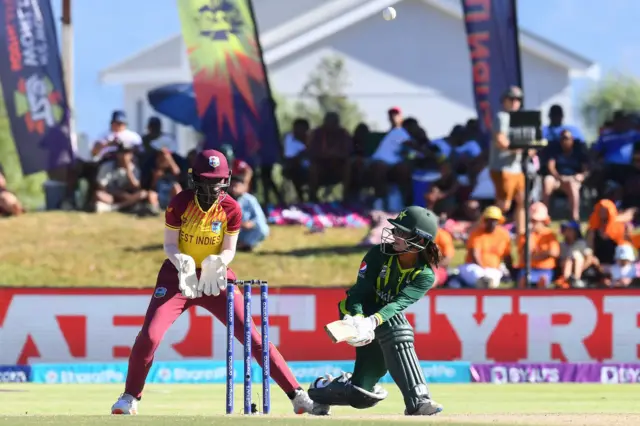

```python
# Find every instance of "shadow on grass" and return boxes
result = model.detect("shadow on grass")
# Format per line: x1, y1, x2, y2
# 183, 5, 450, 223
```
124, 244, 163, 253
259, 244, 370, 257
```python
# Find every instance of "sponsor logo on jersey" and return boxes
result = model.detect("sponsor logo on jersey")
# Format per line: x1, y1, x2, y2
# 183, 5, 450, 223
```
358, 261, 367, 278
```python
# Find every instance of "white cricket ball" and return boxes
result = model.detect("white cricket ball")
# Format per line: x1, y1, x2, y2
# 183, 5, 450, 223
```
382, 6, 396, 21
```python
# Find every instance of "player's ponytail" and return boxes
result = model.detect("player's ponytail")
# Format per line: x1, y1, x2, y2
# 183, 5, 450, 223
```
420, 240, 442, 268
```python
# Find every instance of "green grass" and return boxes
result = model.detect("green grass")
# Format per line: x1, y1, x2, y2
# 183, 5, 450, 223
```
0, 384, 638, 425
0, 212, 472, 288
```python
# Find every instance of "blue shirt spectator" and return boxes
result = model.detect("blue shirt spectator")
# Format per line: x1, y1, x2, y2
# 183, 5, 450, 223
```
548, 138, 588, 176
543, 104, 585, 145
593, 111, 639, 165
229, 176, 269, 251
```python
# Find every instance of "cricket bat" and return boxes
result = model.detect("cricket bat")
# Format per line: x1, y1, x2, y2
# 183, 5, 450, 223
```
325, 320, 358, 343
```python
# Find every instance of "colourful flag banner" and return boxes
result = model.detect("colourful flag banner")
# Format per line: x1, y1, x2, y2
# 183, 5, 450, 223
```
0, 0, 73, 174
177, 0, 279, 165
461, 0, 522, 144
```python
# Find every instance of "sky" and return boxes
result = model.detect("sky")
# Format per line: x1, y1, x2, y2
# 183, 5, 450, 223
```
49, 0, 640, 139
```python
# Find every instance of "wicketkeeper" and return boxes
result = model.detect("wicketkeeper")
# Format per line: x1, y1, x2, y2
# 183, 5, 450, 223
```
111, 149, 325, 415
309, 206, 444, 416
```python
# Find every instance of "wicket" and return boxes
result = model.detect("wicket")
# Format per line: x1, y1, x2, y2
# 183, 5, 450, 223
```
225, 280, 270, 415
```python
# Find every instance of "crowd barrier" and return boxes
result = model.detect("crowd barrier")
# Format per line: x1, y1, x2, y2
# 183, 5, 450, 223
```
2, 361, 639, 384
0, 361, 471, 384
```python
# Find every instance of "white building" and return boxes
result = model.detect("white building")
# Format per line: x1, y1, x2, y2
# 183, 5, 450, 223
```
100, 0, 599, 156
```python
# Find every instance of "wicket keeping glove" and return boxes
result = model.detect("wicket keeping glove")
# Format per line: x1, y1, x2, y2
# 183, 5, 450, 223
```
346, 316, 378, 347
175, 254, 199, 299
198, 255, 227, 297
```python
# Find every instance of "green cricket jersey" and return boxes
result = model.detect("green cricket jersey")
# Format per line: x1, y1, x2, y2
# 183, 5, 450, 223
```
339, 244, 435, 324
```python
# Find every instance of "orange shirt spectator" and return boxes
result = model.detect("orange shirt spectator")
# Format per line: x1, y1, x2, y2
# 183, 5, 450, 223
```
587, 199, 630, 266
517, 202, 560, 288
433, 228, 455, 287
465, 225, 511, 269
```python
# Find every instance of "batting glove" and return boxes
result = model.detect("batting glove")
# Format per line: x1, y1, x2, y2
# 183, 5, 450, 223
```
175, 254, 199, 299
346, 316, 378, 347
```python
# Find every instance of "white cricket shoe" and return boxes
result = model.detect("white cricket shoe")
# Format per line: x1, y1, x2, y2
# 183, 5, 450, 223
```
292, 389, 330, 416
111, 393, 138, 415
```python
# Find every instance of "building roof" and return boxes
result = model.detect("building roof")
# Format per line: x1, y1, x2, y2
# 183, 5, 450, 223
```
100, 0, 599, 84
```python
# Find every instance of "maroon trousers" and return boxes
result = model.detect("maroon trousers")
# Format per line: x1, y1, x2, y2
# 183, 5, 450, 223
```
125, 260, 300, 399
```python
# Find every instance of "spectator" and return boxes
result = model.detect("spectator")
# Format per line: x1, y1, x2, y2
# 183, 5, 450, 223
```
433, 227, 455, 287
349, 122, 370, 200
282, 118, 310, 203
424, 161, 458, 219
517, 202, 560, 288
219, 144, 253, 188
542, 129, 588, 220
369, 107, 412, 207
543, 104, 585, 146
621, 145, 640, 212
62, 110, 142, 210
556, 220, 592, 288
228, 175, 269, 251
455, 206, 512, 289
143, 148, 182, 213
0, 164, 23, 216
453, 120, 484, 179
490, 86, 527, 234
94, 142, 150, 213
591, 110, 638, 191
307, 112, 352, 203
142, 116, 178, 153
586, 199, 629, 271
607, 244, 639, 288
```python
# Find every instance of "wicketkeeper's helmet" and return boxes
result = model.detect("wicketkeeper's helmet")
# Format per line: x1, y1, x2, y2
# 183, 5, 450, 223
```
188, 149, 231, 204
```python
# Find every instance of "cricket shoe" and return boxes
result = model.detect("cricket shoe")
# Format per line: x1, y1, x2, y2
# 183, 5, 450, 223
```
405, 398, 443, 416
292, 389, 330, 416
111, 393, 138, 415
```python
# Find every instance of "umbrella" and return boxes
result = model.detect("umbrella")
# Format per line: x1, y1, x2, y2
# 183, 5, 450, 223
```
147, 83, 201, 131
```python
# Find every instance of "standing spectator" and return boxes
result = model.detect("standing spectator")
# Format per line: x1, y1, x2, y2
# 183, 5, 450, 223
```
307, 112, 352, 203
0, 164, 23, 216
228, 175, 269, 251
369, 107, 412, 208
455, 206, 512, 289
94, 143, 150, 213
542, 129, 588, 220
282, 118, 309, 203
489, 86, 527, 234
517, 202, 560, 288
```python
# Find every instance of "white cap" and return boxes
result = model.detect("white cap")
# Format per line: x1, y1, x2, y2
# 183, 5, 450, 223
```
615, 244, 636, 261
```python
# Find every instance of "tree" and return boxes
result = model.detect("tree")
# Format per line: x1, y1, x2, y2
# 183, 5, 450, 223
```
273, 55, 367, 133
580, 72, 640, 137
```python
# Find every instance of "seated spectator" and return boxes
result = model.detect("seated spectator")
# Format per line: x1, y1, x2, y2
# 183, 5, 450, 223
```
433, 227, 455, 287
555, 220, 592, 288
308, 112, 352, 203
517, 202, 560, 288
143, 148, 182, 213
586, 199, 629, 271
542, 129, 588, 220
0, 164, 23, 216
349, 122, 370, 200
219, 144, 253, 187
453, 119, 484, 181
455, 206, 511, 289
590, 111, 638, 193
62, 110, 142, 210
369, 107, 412, 207
621, 145, 640, 212
282, 118, 310, 203
607, 244, 639, 288
142, 116, 178, 153
228, 175, 269, 251
424, 161, 458, 219
94, 142, 150, 213
540, 104, 585, 175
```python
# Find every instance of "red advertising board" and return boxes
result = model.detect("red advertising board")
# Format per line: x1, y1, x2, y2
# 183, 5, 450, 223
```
1, 288, 639, 364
